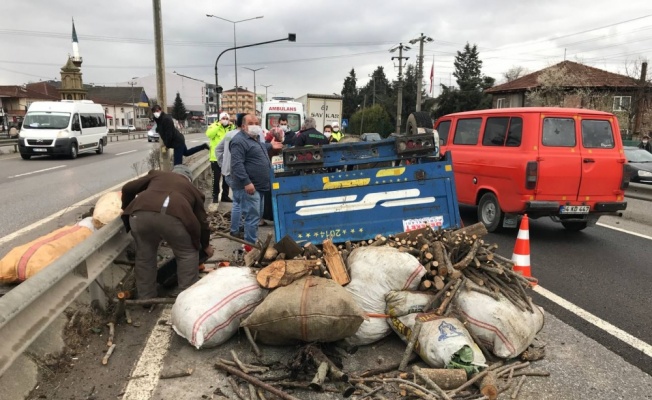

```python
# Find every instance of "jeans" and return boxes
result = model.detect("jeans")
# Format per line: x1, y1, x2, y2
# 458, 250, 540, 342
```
173, 143, 207, 165
225, 175, 242, 235
233, 187, 262, 244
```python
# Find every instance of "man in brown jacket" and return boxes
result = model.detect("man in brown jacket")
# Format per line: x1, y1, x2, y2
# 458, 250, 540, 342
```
121, 165, 214, 299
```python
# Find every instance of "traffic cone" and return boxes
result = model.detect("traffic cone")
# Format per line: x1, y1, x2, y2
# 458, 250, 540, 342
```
512, 214, 536, 285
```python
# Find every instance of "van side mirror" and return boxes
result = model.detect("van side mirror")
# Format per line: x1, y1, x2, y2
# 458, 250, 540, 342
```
72, 122, 81, 131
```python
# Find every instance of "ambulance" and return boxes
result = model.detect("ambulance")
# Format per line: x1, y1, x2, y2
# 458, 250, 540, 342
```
261, 99, 304, 132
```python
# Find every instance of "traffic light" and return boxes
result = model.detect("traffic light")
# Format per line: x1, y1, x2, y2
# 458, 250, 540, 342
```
288, 33, 296, 42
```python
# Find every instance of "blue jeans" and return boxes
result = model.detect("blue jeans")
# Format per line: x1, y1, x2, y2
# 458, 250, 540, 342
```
225, 175, 241, 235
233, 187, 262, 244
173, 143, 207, 165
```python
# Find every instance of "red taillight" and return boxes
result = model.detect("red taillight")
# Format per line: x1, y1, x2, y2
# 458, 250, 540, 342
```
525, 161, 538, 190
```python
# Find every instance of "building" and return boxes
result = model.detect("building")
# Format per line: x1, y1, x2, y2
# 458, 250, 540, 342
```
86, 86, 150, 130
221, 87, 256, 115
485, 61, 651, 137
0, 85, 59, 132
59, 20, 87, 101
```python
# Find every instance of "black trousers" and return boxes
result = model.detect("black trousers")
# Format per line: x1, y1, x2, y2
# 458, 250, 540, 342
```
210, 161, 230, 201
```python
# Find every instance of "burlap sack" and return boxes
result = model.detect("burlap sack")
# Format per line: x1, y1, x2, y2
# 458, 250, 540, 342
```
241, 276, 365, 343
92, 191, 122, 229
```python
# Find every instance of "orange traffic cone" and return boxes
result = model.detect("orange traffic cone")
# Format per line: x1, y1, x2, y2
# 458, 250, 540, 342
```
512, 214, 536, 285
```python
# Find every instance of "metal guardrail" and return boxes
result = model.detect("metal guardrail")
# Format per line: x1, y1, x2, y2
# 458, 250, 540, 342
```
625, 182, 652, 202
0, 138, 18, 152
0, 155, 211, 377
107, 132, 148, 142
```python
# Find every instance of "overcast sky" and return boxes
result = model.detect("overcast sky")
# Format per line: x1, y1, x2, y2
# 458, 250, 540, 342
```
1, 0, 651, 99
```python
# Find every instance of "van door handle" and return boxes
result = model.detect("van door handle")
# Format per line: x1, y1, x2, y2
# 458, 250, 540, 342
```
583, 158, 595, 163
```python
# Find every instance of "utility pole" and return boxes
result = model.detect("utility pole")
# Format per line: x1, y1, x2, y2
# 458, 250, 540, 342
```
243, 67, 265, 114
391, 43, 410, 134
128, 79, 137, 127
262, 84, 273, 102
368, 73, 376, 106
410, 33, 433, 112
152, 0, 167, 112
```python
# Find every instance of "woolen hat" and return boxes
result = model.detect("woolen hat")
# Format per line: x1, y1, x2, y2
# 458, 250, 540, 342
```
172, 165, 193, 182
219, 112, 230, 120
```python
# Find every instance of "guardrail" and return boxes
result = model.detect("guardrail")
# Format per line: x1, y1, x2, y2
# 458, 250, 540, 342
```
0, 155, 211, 377
625, 182, 652, 202
107, 132, 147, 142
0, 138, 18, 152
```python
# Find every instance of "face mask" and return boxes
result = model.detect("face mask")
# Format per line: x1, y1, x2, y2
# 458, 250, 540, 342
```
153, 112, 161, 118
246, 125, 263, 138
324, 131, 332, 138
221, 120, 230, 126
333, 128, 339, 132
280, 125, 289, 132
644, 140, 649, 144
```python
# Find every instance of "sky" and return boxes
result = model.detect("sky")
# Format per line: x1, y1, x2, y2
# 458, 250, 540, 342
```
1, 0, 651, 100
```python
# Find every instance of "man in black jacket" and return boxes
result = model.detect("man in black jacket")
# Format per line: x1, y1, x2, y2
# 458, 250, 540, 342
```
293, 117, 329, 147
152, 105, 208, 165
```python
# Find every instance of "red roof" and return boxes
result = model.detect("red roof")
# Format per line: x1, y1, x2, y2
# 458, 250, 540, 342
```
25, 82, 60, 100
0, 85, 59, 100
485, 61, 638, 94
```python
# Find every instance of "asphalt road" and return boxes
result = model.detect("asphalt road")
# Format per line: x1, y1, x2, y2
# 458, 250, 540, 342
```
0, 133, 209, 256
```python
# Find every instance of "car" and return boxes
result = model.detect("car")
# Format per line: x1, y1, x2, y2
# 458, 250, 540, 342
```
127, 125, 136, 132
147, 124, 159, 142
624, 146, 652, 184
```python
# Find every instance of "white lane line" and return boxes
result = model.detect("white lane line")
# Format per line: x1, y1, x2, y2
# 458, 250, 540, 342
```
116, 150, 137, 156
8, 165, 66, 179
0, 171, 147, 247
597, 222, 652, 241
0, 156, 21, 161
534, 285, 652, 357
123, 306, 173, 400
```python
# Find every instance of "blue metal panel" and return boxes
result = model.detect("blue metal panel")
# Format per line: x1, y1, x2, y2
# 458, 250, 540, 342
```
272, 151, 461, 244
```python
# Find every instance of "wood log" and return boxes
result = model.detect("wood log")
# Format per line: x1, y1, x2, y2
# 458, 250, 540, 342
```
419, 280, 433, 291
408, 368, 467, 390
452, 240, 482, 270
322, 239, 351, 285
412, 366, 453, 400
309, 362, 329, 391
444, 222, 488, 242
160, 368, 194, 379
215, 362, 301, 400
433, 276, 445, 291
102, 344, 116, 365
475, 371, 498, 400
263, 246, 279, 262
307, 345, 349, 382
520, 346, 546, 361
256, 260, 321, 289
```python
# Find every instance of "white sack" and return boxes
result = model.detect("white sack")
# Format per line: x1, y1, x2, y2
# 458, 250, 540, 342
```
385, 290, 438, 317
171, 267, 267, 349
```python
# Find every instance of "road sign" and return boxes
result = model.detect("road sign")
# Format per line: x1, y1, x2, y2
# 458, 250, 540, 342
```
341, 119, 348, 128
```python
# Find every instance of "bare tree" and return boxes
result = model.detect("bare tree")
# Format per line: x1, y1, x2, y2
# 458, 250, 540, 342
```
502, 66, 527, 83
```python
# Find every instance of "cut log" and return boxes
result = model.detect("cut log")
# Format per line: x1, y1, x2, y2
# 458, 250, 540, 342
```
322, 239, 351, 285
419, 280, 433, 291
256, 260, 321, 289
477, 371, 498, 400
433, 276, 445, 291
263, 246, 279, 261
411, 368, 467, 390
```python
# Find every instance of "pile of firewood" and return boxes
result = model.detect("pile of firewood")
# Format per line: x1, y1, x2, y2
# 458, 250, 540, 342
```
208, 210, 232, 233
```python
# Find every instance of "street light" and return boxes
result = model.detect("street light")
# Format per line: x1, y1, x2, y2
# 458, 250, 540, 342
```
242, 66, 265, 113
127, 76, 138, 127
262, 84, 273, 102
213, 34, 297, 113
206, 14, 263, 114
409, 33, 433, 111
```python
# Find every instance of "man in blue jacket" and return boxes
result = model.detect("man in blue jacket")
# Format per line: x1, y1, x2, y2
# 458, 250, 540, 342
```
229, 114, 282, 245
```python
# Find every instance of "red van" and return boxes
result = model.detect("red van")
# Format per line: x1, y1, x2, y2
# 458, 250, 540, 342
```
436, 107, 628, 232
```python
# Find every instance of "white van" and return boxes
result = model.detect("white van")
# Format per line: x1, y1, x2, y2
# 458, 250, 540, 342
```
18, 100, 108, 160
261, 100, 304, 132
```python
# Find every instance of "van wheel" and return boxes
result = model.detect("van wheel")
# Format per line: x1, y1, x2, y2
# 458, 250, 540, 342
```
561, 221, 588, 231
478, 193, 504, 232
96, 141, 104, 154
69, 143, 78, 159
406, 111, 433, 135
20, 153, 31, 160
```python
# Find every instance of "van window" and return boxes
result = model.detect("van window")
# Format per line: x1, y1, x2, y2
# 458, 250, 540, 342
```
265, 113, 301, 131
453, 118, 482, 145
482, 117, 509, 146
505, 117, 523, 147
22, 112, 70, 130
81, 113, 107, 128
542, 117, 576, 147
581, 120, 614, 148
437, 120, 451, 145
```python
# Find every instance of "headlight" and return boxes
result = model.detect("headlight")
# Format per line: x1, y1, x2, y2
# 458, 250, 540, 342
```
18, 131, 24, 138
56, 129, 70, 138
638, 170, 652, 177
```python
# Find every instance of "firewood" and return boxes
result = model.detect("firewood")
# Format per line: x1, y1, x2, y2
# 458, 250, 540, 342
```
322, 239, 351, 285
398, 246, 421, 258
419, 280, 433, 291
275, 252, 286, 261
474, 371, 497, 400
160, 368, 194, 379
399, 319, 423, 371
412, 366, 453, 400
520, 346, 546, 361
452, 240, 481, 270
444, 222, 488, 242
309, 362, 330, 391
408, 368, 467, 390
256, 260, 321, 289
102, 344, 116, 365
263, 246, 279, 261
511, 375, 527, 399
436, 278, 464, 316
303, 242, 320, 257
215, 362, 301, 400
106, 322, 115, 347
370, 236, 387, 247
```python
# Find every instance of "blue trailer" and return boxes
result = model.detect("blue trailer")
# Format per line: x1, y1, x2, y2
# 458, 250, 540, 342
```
271, 134, 461, 244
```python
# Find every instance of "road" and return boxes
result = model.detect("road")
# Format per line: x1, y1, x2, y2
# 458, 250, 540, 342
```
0, 133, 209, 256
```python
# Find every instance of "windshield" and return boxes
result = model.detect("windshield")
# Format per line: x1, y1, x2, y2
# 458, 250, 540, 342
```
23, 112, 71, 130
265, 113, 301, 131
625, 148, 652, 163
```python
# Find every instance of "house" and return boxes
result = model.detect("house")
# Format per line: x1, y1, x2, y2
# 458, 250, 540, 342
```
485, 61, 651, 137
0, 85, 60, 133
85, 86, 150, 131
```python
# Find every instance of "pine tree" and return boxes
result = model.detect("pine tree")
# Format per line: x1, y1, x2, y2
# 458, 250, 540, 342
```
171, 92, 187, 121
341, 69, 360, 120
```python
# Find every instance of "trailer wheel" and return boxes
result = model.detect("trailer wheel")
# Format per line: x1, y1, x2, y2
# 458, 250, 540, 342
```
406, 111, 433, 135
478, 192, 504, 232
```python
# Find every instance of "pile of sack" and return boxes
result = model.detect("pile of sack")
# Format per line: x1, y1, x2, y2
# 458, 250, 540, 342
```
0, 191, 122, 284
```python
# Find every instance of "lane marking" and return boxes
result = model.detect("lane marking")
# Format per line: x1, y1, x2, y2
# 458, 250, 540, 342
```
0, 172, 147, 247
597, 222, 652, 241
8, 165, 66, 179
116, 150, 137, 156
123, 307, 173, 400
0, 156, 21, 161
534, 285, 652, 358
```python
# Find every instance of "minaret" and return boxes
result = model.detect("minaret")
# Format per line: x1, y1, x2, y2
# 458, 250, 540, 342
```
71, 18, 82, 67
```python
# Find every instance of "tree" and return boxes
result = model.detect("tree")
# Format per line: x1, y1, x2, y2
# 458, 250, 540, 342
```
341, 69, 360, 120
503, 66, 527, 83
171, 92, 187, 121
433, 43, 494, 118
350, 104, 394, 137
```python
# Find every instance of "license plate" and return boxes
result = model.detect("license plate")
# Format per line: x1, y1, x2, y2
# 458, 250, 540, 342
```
33, 148, 47, 152
560, 205, 590, 214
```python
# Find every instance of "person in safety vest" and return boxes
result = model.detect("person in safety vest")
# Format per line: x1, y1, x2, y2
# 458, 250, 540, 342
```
206, 112, 235, 203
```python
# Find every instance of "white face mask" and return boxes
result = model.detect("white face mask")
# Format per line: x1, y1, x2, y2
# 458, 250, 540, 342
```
153, 112, 161, 119
221, 120, 230, 126
280, 125, 289, 132
324, 131, 332, 138
644, 140, 649, 144
332, 127, 339, 132
246, 125, 263, 138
